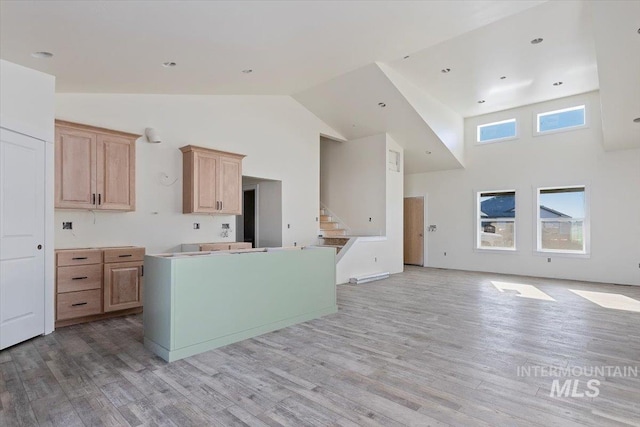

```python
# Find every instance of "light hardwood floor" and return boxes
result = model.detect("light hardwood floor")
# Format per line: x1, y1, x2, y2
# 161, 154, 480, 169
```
1, 267, 639, 426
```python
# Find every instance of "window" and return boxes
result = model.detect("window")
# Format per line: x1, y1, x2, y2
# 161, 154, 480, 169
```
477, 118, 517, 143
536, 105, 585, 133
477, 190, 516, 250
537, 186, 587, 253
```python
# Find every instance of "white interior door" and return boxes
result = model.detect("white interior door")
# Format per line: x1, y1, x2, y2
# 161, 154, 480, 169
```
0, 128, 45, 350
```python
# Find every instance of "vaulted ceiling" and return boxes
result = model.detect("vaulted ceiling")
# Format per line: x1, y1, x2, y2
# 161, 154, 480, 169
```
1, 0, 638, 173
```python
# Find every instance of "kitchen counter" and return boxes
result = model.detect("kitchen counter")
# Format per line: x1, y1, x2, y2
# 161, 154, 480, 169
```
143, 246, 336, 362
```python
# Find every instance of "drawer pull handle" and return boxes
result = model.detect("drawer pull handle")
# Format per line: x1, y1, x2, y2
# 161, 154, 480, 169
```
118, 254, 133, 258
71, 302, 87, 307
72, 257, 88, 260
72, 276, 88, 280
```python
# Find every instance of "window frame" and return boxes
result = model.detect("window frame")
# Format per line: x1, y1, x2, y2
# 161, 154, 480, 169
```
476, 118, 518, 145
533, 104, 587, 136
475, 189, 517, 252
535, 185, 590, 256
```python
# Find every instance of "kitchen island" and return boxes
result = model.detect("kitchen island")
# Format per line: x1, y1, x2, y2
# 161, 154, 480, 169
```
143, 247, 337, 362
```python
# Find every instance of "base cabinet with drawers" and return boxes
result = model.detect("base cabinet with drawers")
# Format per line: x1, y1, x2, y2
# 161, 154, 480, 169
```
55, 246, 145, 327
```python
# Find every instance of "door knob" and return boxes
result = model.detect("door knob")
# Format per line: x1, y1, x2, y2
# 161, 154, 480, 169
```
419, 234, 423, 237
37, 244, 42, 250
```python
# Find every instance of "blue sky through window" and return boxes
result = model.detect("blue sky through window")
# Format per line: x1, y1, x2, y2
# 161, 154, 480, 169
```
478, 119, 516, 142
539, 189, 585, 218
538, 105, 585, 133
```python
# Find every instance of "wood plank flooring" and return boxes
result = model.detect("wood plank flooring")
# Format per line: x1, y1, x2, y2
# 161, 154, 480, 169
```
1, 267, 639, 426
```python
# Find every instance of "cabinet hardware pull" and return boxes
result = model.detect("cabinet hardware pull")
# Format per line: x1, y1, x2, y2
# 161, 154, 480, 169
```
220, 201, 223, 210
92, 193, 96, 205
118, 254, 133, 258
71, 302, 87, 307
72, 276, 88, 280
141, 265, 144, 277
72, 257, 88, 260
98, 194, 102, 205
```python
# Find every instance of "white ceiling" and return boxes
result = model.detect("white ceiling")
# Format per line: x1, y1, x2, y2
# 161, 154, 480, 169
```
389, 0, 599, 118
1, 0, 638, 171
0, 0, 543, 94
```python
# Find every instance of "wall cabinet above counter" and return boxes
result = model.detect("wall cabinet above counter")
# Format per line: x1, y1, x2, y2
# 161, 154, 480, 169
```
180, 145, 245, 215
55, 120, 138, 211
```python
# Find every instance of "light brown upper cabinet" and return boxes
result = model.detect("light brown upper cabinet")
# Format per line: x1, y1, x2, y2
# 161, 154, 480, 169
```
180, 145, 245, 215
55, 120, 138, 211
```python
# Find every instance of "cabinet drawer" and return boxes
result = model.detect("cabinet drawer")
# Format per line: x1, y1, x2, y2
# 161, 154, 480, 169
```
229, 242, 252, 250
200, 243, 230, 251
103, 247, 145, 263
57, 249, 102, 266
57, 264, 102, 293
57, 289, 102, 320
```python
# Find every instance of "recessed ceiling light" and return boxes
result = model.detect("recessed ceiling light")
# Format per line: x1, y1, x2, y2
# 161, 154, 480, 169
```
441, 68, 451, 73
530, 38, 543, 44
162, 62, 177, 68
500, 76, 507, 80
633, 117, 640, 123
242, 69, 253, 74
378, 102, 386, 108
31, 51, 53, 59
478, 100, 486, 104
553, 81, 563, 86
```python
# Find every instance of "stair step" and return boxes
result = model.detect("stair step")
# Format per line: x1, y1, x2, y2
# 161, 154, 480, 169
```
320, 221, 340, 230
322, 229, 346, 237
320, 214, 331, 222
321, 237, 350, 246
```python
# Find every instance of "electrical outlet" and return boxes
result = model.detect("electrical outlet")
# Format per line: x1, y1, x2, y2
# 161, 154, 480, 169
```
369, 217, 372, 222
193, 223, 200, 230
547, 258, 551, 263
316, 217, 318, 222
374, 257, 377, 262
444, 252, 447, 256
62, 222, 72, 230
294, 242, 297, 247
288, 224, 291, 229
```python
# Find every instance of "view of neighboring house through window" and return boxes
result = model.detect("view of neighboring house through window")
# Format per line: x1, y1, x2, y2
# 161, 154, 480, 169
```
537, 186, 587, 253
477, 190, 516, 250
536, 105, 586, 133
477, 118, 517, 143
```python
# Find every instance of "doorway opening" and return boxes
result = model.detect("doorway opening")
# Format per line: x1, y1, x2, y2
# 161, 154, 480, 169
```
236, 176, 283, 248
243, 188, 256, 248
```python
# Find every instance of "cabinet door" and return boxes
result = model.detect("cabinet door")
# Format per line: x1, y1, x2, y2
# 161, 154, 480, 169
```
219, 156, 242, 214
96, 134, 135, 211
193, 151, 220, 213
55, 127, 96, 209
103, 262, 143, 312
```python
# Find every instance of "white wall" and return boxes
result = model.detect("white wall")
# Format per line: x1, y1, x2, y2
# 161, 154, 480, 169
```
54, 94, 336, 254
257, 181, 283, 247
405, 91, 640, 286
320, 134, 386, 235
0, 60, 56, 334
335, 134, 404, 284
0, 60, 56, 142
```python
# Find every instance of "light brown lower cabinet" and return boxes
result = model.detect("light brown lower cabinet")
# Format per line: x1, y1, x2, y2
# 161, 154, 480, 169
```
104, 261, 143, 312
55, 246, 145, 327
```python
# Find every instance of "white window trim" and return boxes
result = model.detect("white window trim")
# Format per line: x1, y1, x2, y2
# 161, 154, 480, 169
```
533, 104, 588, 137
534, 185, 590, 257
475, 189, 518, 252
476, 118, 518, 145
